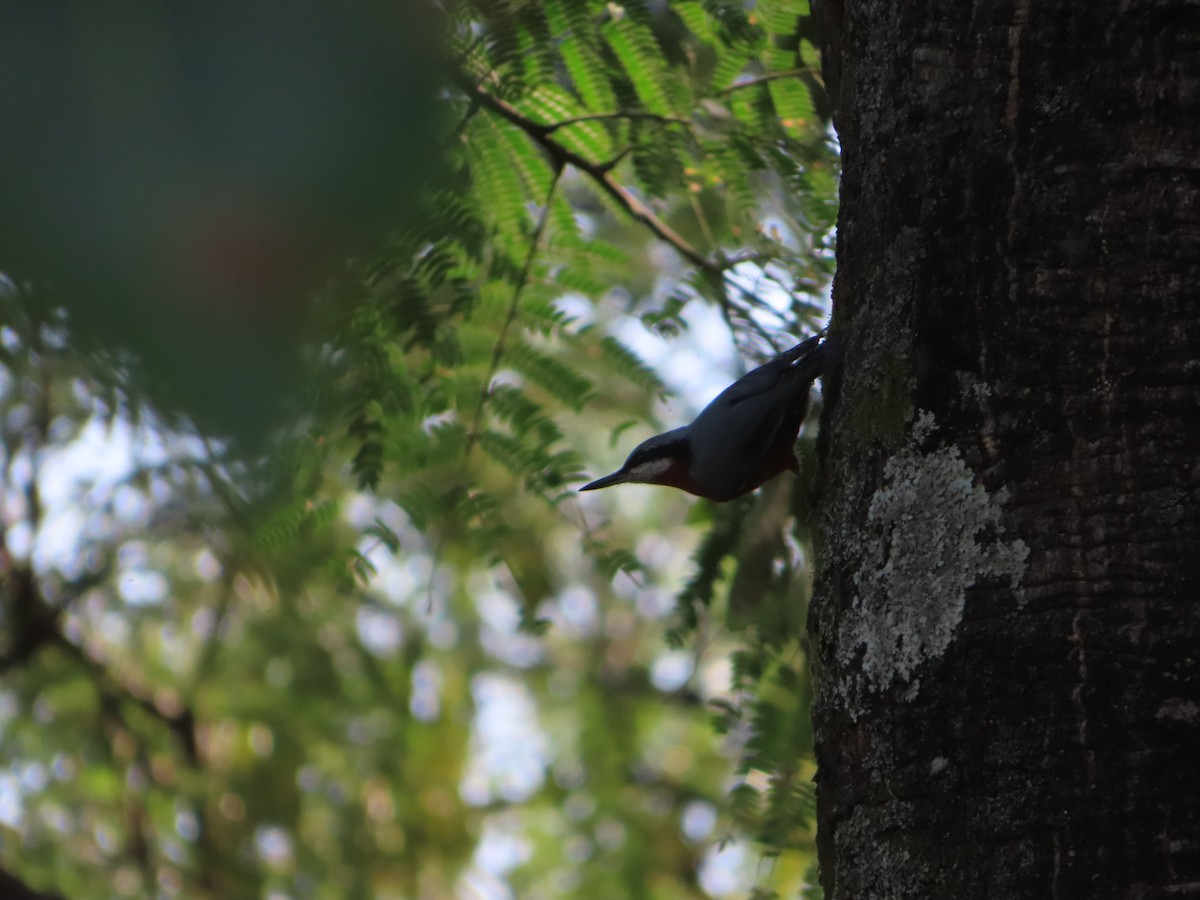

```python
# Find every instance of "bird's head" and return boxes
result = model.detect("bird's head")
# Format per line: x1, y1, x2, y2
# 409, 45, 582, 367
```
579, 427, 704, 496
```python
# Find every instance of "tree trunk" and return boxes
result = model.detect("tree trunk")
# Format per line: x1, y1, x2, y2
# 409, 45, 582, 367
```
809, 1, 1200, 897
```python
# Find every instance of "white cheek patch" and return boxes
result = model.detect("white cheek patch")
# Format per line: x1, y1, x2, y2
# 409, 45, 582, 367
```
626, 458, 674, 483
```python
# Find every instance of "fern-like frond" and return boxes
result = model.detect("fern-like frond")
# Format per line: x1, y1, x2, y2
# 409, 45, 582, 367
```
465, 115, 535, 255
602, 13, 676, 115
769, 77, 815, 130
505, 342, 595, 410
518, 84, 613, 162
598, 336, 665, 397
548, 0, 620, 111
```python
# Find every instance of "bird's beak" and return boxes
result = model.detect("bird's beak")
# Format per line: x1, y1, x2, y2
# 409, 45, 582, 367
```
579, 470, 629, 492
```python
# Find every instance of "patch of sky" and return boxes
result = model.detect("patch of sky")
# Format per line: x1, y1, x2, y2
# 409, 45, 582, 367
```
471, 572, 545, 668
254, 824, 294, 869
460, 673, 549, 807
698, 840, 750, 898
0, 772, 24, 828
541, 585, 598, 637
651, 649, 695, 692
681, 800, 718, 843
355, 605, 403, 658
473, 814, 532, 876
409, 659, 442, 722
23, 414, 206, 579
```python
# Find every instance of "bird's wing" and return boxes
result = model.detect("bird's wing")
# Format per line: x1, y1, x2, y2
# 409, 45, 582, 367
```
714, 334, 825, 409
690, 336, 828, 493
738, 358, 822, 474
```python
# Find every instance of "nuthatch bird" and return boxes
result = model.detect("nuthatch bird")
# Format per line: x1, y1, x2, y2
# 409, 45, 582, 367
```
580, 333, 833, 502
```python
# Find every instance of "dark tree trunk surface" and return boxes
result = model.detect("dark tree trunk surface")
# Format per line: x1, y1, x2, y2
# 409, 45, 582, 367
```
811, 1, 1200, 897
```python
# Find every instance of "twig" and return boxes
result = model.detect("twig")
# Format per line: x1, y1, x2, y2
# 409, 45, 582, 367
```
719, 275, 790, 353
717, 67, 818, 95
186, 570, 236, 698
689, 191, 719, 257
450, 69, 720, 276
541, 110, 692, 132
463, 162, 564, 462
444, 97, 482, 150
53, 628, 200, 766
485, 169, 562, 376
429, 165, 565, 613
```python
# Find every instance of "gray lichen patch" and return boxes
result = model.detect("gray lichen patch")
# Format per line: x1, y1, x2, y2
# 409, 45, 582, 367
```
837, 411, 1028, 713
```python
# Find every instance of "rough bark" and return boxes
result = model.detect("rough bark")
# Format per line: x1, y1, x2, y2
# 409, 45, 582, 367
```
810, 1, 1200, 898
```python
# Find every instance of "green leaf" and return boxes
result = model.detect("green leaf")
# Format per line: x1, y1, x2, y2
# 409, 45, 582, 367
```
505, 342, 596, 410
603, 14, 675, 115
770, 77, 815, 129
599, 336, 665, 396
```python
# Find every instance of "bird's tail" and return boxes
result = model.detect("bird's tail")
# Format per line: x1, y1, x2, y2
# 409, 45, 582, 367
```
779, 330, 840, 383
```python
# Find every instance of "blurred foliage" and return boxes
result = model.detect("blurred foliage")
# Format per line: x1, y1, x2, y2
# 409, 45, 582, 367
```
0, 0, 442, 443
0, 1, 837, 898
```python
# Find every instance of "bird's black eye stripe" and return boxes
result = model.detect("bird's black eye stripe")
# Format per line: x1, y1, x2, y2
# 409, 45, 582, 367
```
627, 436, 690, 470
627, 448, 652, 468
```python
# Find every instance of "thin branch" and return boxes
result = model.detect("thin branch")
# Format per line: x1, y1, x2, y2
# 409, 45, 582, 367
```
0, 575, 203, 801
594, 144, 635, 175
689, 191, 719, 253
186, 569, 236, 698
427, 166, 565, 612
541, 110, 692, 132
443, 97, 482, 150
719, 274, 790, 353
21, 298, 51, 547
717, 67, 819, 95
463, 162, 565, 460
52, 627, 200, 766
724, 249, 780, 268
195, 456, 253, 535
450, 69, 722, 277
